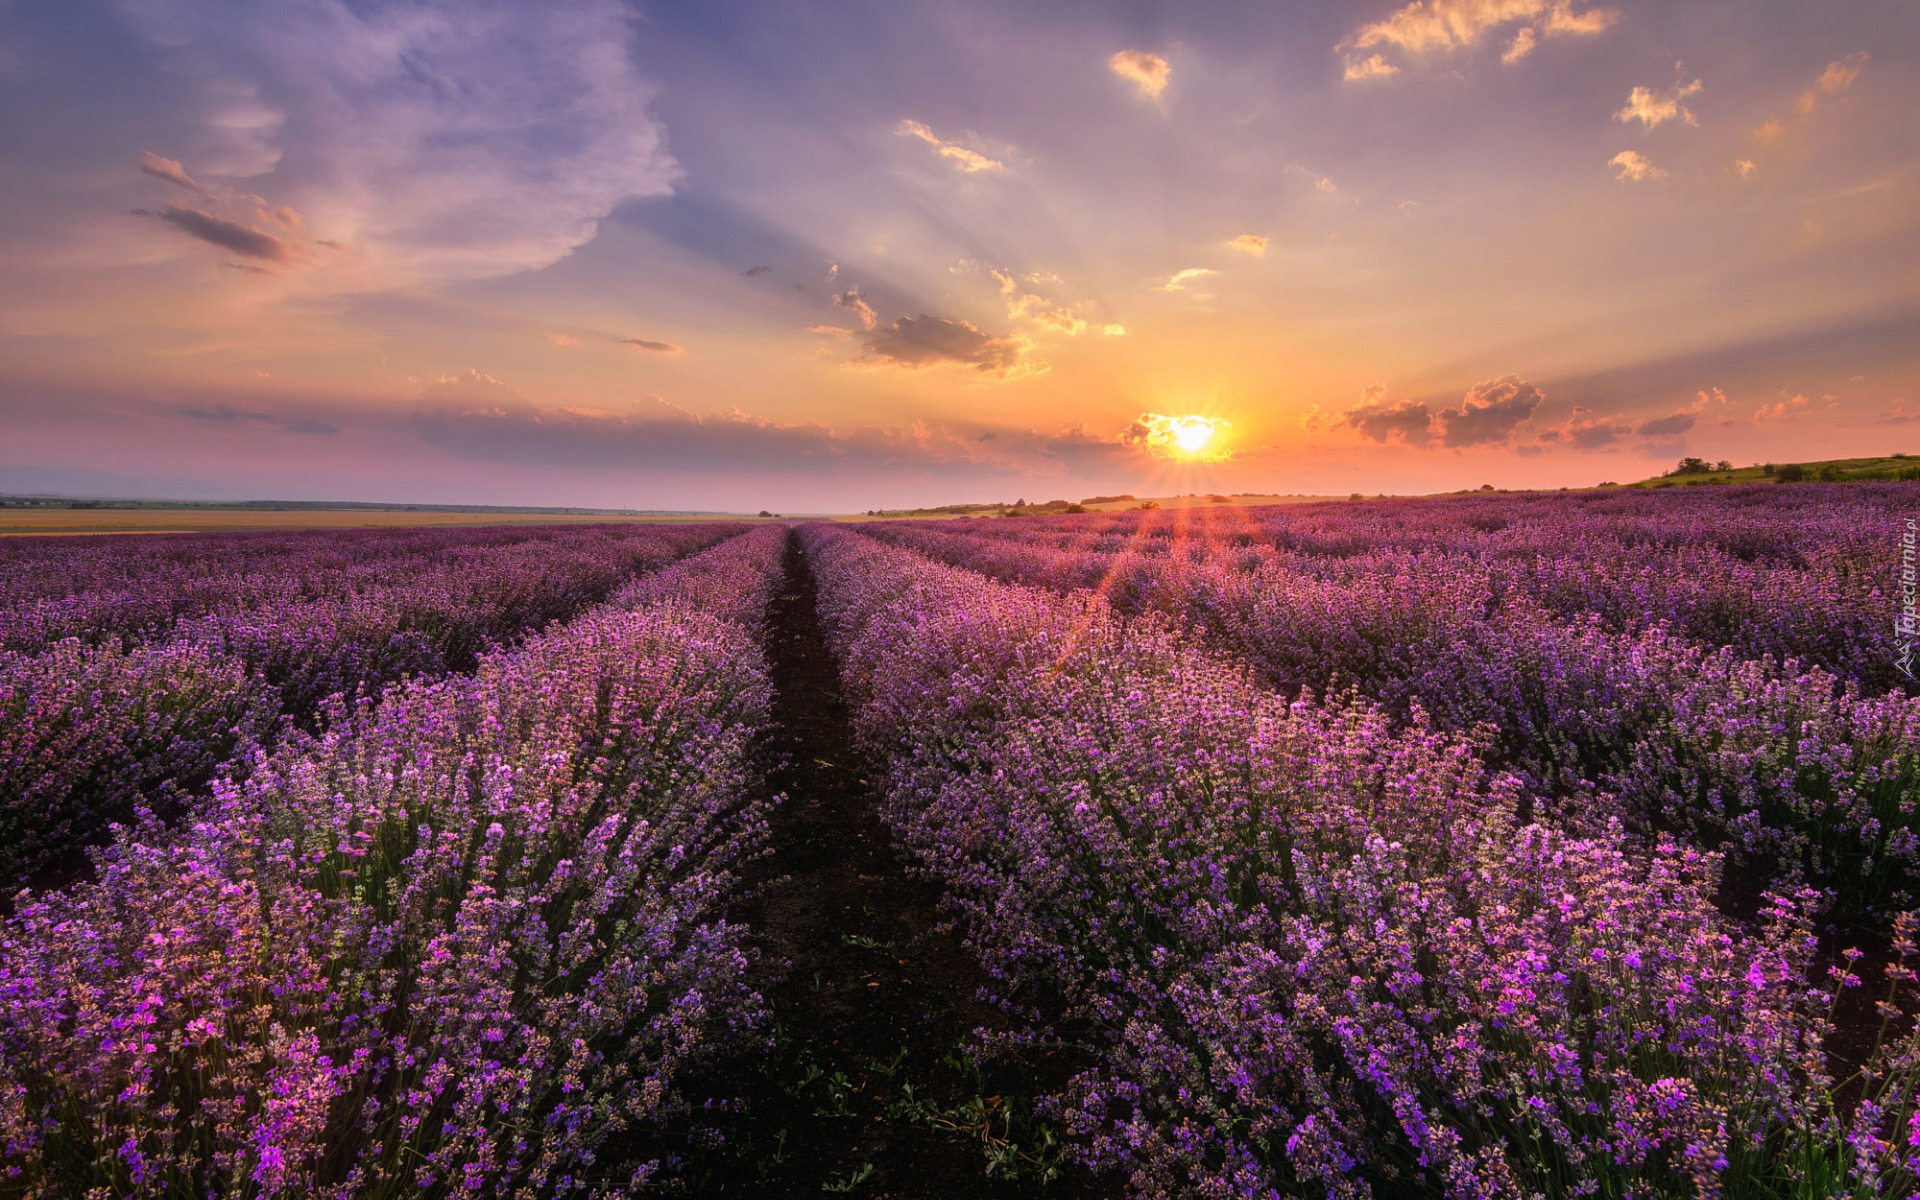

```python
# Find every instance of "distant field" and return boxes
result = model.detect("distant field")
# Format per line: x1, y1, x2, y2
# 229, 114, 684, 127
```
0, 507, 753, 536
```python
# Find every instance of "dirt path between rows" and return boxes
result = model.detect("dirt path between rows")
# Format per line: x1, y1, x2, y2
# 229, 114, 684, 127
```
681, 531, 1118, 1198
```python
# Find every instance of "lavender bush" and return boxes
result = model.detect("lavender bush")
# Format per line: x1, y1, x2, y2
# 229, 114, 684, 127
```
861, 491, 1920, 927
0, 523, 747, 895
0, 526, 786, 1196
800, 521, 1917, 1199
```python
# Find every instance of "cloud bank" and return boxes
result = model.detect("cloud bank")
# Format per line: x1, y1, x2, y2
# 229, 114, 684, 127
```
116, 0, 679, 287
1337, 376, 1546, 448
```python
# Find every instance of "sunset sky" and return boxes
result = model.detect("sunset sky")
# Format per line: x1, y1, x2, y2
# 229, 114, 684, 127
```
1, 0, 1915, 511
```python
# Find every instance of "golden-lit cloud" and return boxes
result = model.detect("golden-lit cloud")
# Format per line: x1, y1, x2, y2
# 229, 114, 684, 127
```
1034, 310, 1087, 335
1228, 234, 1268, 255
1798, 52, 1868, 115
1609, 150, 1667, 181
1616, 79, 1702, 130
1101, 323, 1127, 337
1109, 51, 1171, 100
895, 119, 1005, 173
1124, 413, 1231, 460
832, 286, 879, 331
1155, 267, 1215, 292
1343, 53, 1400, 81
547, 333, 581, 347
979, 265, 1092, 337
1339, 0, 1616, 80
1753, 392, 1830, 425
1735, 158, 1757, 179
1751, 53, 1868, 148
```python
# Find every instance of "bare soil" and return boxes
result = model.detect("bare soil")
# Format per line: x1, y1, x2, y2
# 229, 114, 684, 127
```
674, 531, 1119, 1198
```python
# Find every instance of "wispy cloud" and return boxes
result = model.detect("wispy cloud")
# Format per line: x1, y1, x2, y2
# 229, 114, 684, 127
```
895, 119, 1005, 173
1109, 51, 1171, 100
619, 337, 683, 354
138, 151, 204, 194
148, 205, 297, 261
1754, 52, 1869, 144
1634, 411, 1695, 437
179, 402, 338, 435
832, 286, 879, 331
1155, 267, 1215, 293
1753, 392, 1830, 425
1616, 79, 1702, 130
1798, 52, 1868, 115
1228, 234, 1269, 256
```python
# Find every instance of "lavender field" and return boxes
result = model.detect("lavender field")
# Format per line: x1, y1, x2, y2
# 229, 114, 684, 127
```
2, 486, 1917, 1199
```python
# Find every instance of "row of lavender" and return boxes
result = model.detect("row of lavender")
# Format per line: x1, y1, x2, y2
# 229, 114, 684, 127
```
862, 497, 1919, 930
0, 523, 743, 891
0, 525, 790, 1197
801, 522, 1917, 1199
875, 483, 1904, 691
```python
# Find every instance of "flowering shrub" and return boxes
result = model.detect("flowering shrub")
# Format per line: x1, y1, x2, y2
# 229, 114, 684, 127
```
0, 639, 271, 888
0, 523, 749, 893
861, 491, 1920, 927
0, 526, 786, 1196
800, 520, 1917, 1198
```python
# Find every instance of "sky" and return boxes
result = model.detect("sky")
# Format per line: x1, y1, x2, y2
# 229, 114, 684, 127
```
0, 0, 1915, 511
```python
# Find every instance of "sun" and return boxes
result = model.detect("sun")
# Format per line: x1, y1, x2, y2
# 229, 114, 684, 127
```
1169, 416, 1217, 457
1126, 412, 1232, 461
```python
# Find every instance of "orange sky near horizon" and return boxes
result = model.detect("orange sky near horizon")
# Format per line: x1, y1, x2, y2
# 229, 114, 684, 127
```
1, 0, 1914, 510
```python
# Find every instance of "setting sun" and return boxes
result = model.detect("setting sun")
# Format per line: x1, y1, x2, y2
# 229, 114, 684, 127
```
1128, 412, 1231, 462
1170, 416, 1218, 457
